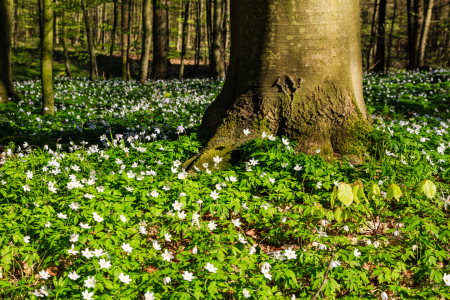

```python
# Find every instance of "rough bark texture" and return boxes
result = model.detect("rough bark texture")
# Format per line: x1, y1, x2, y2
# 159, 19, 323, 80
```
151, 0, 168, 79
211, 0, 223, 79
41, 0, 54, 115
418, 0, 434, 66
61, 14, 72, 77
121, 0, 129, 79
411, 0, 424, 69
178, 1, 190, 80
81, 0, 97, 81
185, 0, 370, 170
0, 0, 21, 103
107, 0, 118, 79
139, 0, 152, 84
374, 0, 387, 73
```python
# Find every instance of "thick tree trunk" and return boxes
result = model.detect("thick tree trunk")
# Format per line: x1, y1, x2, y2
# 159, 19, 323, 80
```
418, 0, 434, 66
61, 14, 72, 77
386, 0, 397, 72
122, 0, 129, 79
178, 0, 190, 79
374, 0, 387, 73
151, 0, 168, 79
177, 0, 183, 51
41, 0, 54, 115
0, 0, 21, 103
211, 0, 223, 79
139, 0, 151, 83
81, 0, 96, 81
107, 0, 118, 79
185, 0, 370, 170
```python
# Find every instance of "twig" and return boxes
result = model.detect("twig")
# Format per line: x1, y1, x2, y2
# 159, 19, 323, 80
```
364, 59, 381, 73
311, 251, 336, 300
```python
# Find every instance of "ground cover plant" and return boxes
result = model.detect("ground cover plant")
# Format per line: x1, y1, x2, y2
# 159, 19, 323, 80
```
1, 69, 450, 299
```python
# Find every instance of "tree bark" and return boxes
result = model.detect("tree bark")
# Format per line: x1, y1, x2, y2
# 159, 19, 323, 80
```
127, 0, 132, 80
219, 0, 228, 78
139, 0, 152, 83
61, 13, 72, 77
194, 0, 202, 76
101, 2, 107, 50
418, 0, 434, 66
366, 0, 378, 70
0, 0, 21, 103
107, 0, 119, 79
151, 0, 168, 79
206, 0, 212, 74
185, 0, 370, 169
177, 0, 183, 51
179, 0, 190, 79
121, 0, 129, 79
374, 0, 387, 73
41, 0, 54, 115
211, 0, 223, 79
81, 0, 97, 81
386, 0, 397, 72
411, 0, 424, 69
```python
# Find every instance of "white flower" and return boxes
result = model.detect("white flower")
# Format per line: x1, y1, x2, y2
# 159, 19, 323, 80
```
343, 225, 349, 232
96, 186, 105, 193
365, 239, 372, 246
57, 213, 68, 219
140, 226, 148, 235
153, 240, 161, 251
316, 181, 323, 189
238, 234, 247, 244
23, 236, 30, 243
162, 249, 174, 262
393, 230, 400, 237
172, 201, 183, 211
80, 223, 91, 229
318, 244, 327, 251
120, 215, 127, 222
205, 262, 218, 273
243, 288, 251, 298
67, 244, 79, 255
118, 273, 132, 284
443, 273, 450, 286
163, 276, 171, 285
282, 138, 289, 145
330, 260, 341, 269
44, 222, 51, 228
81, 248, 94, 259
93, 212, 104, 222
122, 243, 133, 253
144, 291, 156, 300
213, 156, 223, 164
68, 271, 80, 280
316, 149, 321, 154
99, 258, 112, 269
165, 233, 172, 242
93, 248, 105, 257
268, 177, 275, 184
39, 270, 51, 280
284, 249, 297, 260
232, 218, 241, 227
353, 248, 361, 257
182, 271, 195, 282
82, 289, 94, 300
373, 240, 381, 248
70, 233, 79, 243
261, 267, 272, 280
249, 246, 256, 255
381, 291, 388, 300
69, 202, 80, 210
150, 190, 159, 198
243, 129, 250, 136
210, 190, 219, 200
208, 221, 217, 231
261, 262, 271, 270
412, 245, 418, 251
178, 210, 187, 219
294, 164, 302, 171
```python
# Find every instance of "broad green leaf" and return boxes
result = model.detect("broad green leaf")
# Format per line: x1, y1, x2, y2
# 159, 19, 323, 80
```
334, 207, 343, 223
368, 183, 381, 199
330, 186, 336, 209
352, 185, 360, 204
417, 179, 436, 199
337, 183, 353, 207
387, 183, 402, 200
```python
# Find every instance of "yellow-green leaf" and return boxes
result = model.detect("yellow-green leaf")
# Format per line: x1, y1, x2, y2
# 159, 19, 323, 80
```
334, 207, 343, 223
386, 183, 402, 200
417, 179, 436, 199
368, 183, 381, 200
352, 185, 361, 204
337, 183, 353, 207
330, 186, 336, 209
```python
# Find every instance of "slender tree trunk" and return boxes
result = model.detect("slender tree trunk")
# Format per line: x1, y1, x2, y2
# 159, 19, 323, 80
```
179, 0, 189, 79
151, 0, 168, 79
418, 0, 434, 66
61, 14, 72, 77
38, 0, 43, 51
177, 0, 183, 51
411, 0, 424, 69
374, 0, 387, 73
218, 0, 228, 78
139, 0, 152, 83
53, 0, 57, 45
41, 0, 54, 114
127, 0, 132, 80
166, 0, 170, 65
206, 0, 212, 74
81, 0, 97, 81
386, 0, 397, 72
186, 0, 370, 170
13, 0, 18, 54
122, 0, 129, 79
366, 0, 378, 69
211, 0, 223, 79
0, 0, 21, 103
194, 0, 202, 76
107, 0, 118, 79
101, 2, 107, 50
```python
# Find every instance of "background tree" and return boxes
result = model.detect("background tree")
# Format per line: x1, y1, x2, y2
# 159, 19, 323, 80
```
210, 0, 222, 79
186, 0, 370, 169
374, 0, 387, 72
178, 0, 190, 79
41, 0, 54, 114
151, 0, 168, 79
121, 0, 129, 79
139, 0, 152, 83
81, 0, 97, 81
0, 0, 21, 103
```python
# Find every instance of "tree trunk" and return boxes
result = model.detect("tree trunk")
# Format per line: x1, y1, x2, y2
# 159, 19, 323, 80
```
418, 0, 434, 66
151, 0, 168, 79
206, 0, 212, 74
61, 14, 72, 77
38, 0, 43, 51
211, 0, 223, 79
179, 0, 190, 79
81, 0, 97, 81
127, 0, 132, 80
177, 0, 183, 51
101, 2, 107, 50
139, 0, 152, 83
194, 0, 202, 76
107, 0, 118, 79
386, 0, 397, 72
41, 0, 54, 115
411, 0, 424, 69
122, 0, 129, 79
366, 0, 378, 70
0, 0, 21, 103
185, 0, 370, 169
166, 0, 170, 65
374, 0, 387, 73
218, 0, 228, 78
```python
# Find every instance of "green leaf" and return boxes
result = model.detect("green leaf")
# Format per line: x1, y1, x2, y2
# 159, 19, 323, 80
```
334, 207, 343, 223
352, 185, 360, 204
368, 183, 381, 200
417, 179, 436, 199
330, 186, 336, 209
337, 183, 353, 207
386, 183, 402, 200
